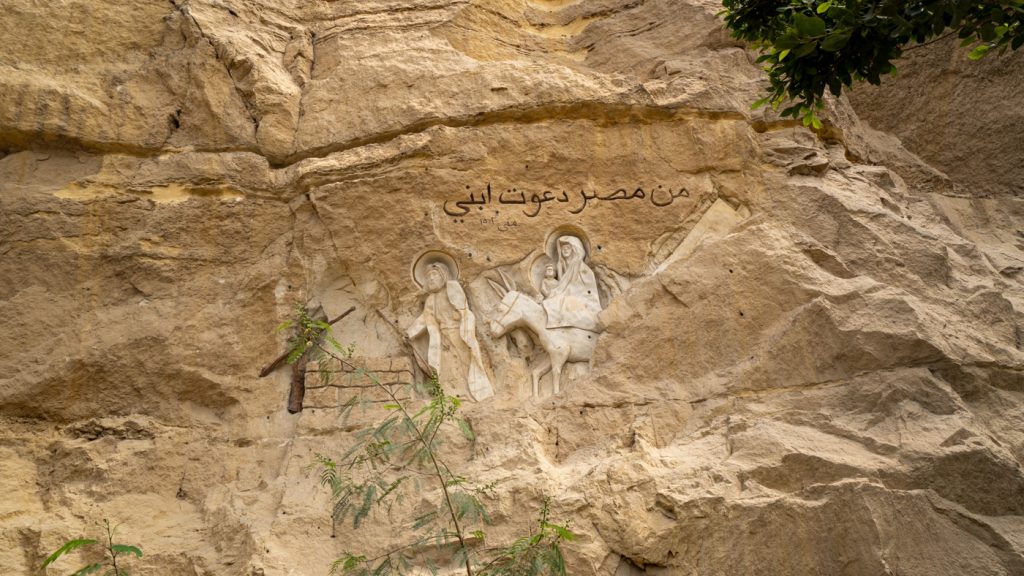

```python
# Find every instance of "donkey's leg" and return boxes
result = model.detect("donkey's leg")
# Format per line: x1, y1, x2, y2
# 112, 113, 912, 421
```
532, 355, 552, 397
550, 347, 570, 395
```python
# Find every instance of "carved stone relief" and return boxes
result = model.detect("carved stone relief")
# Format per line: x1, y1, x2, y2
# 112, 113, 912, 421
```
312, 186, 746, 407
542, 235, 603, 332
486, 230, 605, 397
406, 251, 494, 402
403, 229, 619, 401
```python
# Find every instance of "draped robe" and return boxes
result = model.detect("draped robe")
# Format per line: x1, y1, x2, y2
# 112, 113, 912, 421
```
541, 236, 602, 332
407, 276, 494, 401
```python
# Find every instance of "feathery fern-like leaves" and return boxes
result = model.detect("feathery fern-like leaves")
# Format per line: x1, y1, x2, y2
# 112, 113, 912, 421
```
294, 311, 575, 576
41, 539, 97, 570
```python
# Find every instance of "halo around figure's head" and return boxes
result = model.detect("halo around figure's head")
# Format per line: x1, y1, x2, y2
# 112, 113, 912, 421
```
544, 225, 592, 264
412, 250, 460, 288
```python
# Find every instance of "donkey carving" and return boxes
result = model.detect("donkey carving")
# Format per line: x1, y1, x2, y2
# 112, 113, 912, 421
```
487, 272, 598, 396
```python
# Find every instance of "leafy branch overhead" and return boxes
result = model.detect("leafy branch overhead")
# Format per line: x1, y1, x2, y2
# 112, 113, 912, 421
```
720, 0, 1024, 127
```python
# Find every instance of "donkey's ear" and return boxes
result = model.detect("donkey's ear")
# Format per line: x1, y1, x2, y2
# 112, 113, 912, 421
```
487, 278, 507, 298
498, 269, 517, 292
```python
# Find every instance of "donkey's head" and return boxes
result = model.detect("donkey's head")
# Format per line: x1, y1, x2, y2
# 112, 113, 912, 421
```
492, 291, 530, 338
486, 270, 524, 337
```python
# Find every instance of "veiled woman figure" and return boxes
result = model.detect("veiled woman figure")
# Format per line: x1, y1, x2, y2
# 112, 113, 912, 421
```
542, 235, 602, 332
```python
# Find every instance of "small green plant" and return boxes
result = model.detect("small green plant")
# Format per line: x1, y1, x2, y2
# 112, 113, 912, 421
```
40, 519, 142, 576
283, 305, 574, 575
275, 303, 350, 367
476, 499, 575, 576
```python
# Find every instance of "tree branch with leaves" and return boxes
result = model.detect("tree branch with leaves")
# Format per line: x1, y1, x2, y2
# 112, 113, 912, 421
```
282, 306, 574, 576
720, 0, 1024, 127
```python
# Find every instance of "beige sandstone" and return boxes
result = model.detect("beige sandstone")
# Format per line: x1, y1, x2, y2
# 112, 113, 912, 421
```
849, 35, 1024, 199
1, 1, 1022, 575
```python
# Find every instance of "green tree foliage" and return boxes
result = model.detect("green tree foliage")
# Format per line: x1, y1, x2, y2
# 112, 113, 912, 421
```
720, 1, 1024, 127
40, 520, 142, 576
285, 307, 574, 576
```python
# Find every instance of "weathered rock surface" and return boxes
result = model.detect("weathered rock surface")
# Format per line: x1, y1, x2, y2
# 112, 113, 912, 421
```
849, 35, 1024, 198
1, 2, 1022, 575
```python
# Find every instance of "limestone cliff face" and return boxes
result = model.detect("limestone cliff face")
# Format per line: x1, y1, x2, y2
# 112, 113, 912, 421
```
849, 35, 1024, 199
2, 2, 1023, 575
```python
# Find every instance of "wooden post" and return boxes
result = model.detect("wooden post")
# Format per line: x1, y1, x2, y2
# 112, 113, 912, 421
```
287, 352, 308, 414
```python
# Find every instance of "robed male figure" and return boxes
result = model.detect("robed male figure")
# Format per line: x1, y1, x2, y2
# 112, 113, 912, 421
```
407, 263, 494, 401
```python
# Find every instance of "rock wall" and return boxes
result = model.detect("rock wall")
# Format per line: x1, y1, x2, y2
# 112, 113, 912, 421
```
849, 35, 1024, 198
2, 2, 1022, 575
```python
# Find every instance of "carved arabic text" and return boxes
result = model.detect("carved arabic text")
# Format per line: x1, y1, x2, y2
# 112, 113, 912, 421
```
443, 183, 690, 218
